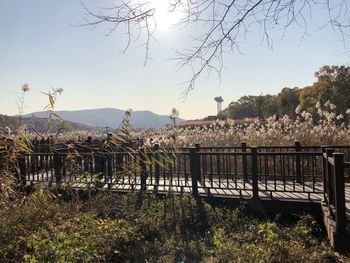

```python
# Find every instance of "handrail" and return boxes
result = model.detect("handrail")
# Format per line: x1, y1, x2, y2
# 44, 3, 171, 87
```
323, 149, 346, 236
16, 143, 347, 210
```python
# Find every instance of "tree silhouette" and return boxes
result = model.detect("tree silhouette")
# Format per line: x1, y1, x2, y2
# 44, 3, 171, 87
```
169, 107, 179, 126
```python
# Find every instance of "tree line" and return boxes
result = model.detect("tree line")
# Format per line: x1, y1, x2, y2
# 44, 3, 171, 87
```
220, 65, 350, 120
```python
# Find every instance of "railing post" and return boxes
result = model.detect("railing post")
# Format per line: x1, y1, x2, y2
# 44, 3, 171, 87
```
107, 154, 112, 189
53, 152, 62, 185
326, 148, 335, 208
154, 144, 160, 192
295, 141, 301, 183
195, 144, 201, 181
251, 147, 259, 200
94, 154, 100, 174
242, 142, 248, 182
333, 152, 346, 235
94, 154, 105, 180
190, 145, 200, 196
17, 155, 27, 191
115, 151, 123, 175
139, 147, 147, 191
321, 145, 329, 201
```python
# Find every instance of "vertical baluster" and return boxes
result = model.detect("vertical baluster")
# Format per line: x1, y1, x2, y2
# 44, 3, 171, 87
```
251, 147, 259, 200
190, 146, 199, 196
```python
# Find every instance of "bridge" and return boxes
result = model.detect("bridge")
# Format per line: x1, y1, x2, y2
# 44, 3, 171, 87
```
17, 142, 350, 251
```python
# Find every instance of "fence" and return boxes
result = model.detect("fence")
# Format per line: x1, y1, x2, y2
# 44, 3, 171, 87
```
19, 142, 347, 199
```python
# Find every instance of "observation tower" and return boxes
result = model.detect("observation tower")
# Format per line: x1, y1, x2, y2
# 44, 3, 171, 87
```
214, 96, 223, 115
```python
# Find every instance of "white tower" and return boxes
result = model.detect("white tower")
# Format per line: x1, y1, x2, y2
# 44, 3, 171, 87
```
214, 96, 223, 115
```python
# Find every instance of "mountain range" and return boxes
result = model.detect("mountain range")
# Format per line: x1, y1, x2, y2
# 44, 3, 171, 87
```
23, 108, 184, 129
0, 114, 92, 133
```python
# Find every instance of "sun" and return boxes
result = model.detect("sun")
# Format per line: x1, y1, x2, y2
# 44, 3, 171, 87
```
149, 0, 183, 31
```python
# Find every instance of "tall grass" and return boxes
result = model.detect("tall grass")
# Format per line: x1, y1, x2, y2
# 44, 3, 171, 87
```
142, 101, 350, 147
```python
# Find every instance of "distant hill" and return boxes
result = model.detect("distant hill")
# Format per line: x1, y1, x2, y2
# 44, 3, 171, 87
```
0, 114, 93, 133
23, 108, 185, 129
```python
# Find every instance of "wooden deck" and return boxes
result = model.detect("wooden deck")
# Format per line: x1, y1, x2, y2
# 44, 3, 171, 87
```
21, 144, 350, 251
27, 172, 350, 220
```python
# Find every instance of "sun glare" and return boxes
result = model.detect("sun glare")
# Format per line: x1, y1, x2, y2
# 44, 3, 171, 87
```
149, 0, 183, 31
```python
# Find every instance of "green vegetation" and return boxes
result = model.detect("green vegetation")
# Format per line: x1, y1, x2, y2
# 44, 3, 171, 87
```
0, 190, 342, 262
221, 65, 350, 120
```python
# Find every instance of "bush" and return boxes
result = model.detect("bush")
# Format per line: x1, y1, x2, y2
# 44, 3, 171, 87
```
0, 191, 344, 262
24, 213, 143, 262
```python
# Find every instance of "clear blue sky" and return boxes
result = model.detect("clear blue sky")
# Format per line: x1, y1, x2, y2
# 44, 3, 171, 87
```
0, 0, 349, 120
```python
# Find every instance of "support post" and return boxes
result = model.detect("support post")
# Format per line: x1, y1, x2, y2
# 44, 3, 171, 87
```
195, 144, 201, 181
326, 148, 335, 208
154, 144, 160, 192
251, 147, 259, 200
94, 155, 101, 174
321, 146, 329, 201
295, 141, 301, 183
190, 145, 200, 196
94, 154, 105, 180
115, 152, 123, 175
139, 147, 147, 191
17, 155, 27, 191
242, 142, 248, 182
333, 153, 346, 235
107, 154, 112, 189
53, 152, 62, 185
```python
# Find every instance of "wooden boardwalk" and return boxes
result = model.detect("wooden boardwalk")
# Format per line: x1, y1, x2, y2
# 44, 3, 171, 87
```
27, 172, 349, 221
28, 173, 350, 250
19, 143, 350, 251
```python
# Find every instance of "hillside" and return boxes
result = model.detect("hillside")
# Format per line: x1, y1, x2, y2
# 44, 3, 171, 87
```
0, 114, 93, 133
24, 108, 185, 129
221, 65, 350, 120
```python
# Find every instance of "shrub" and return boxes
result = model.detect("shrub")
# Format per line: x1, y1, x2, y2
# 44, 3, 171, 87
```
24, 213, 143, 262
0, 191, 344, 262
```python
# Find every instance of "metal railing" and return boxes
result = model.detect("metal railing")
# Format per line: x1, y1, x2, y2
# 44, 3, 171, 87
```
17, 142, 345, 200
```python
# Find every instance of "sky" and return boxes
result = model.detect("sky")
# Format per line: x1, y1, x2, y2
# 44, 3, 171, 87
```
0, 0, 349, 120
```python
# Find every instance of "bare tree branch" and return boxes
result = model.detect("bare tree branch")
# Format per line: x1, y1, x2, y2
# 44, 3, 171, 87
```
77, 0, 156, 64
79, 0, 350, 94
